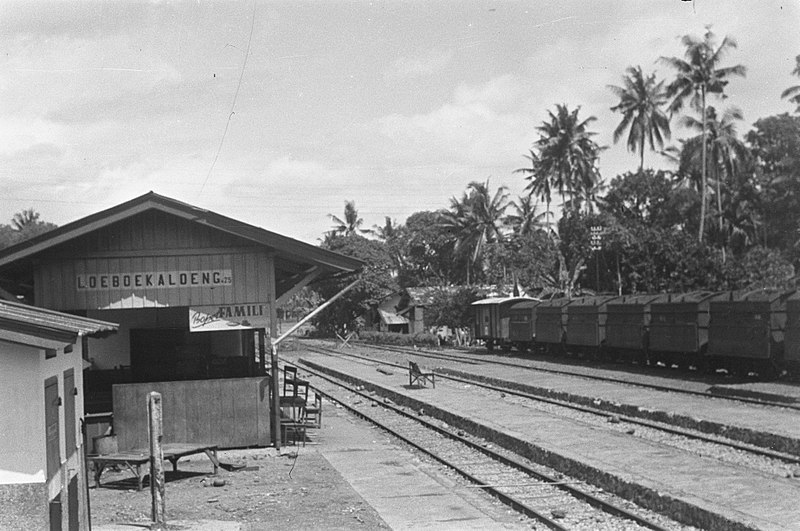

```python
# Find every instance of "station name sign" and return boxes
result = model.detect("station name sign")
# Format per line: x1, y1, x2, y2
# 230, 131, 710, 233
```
189, 303, 270, 332
76, 269, 233, 291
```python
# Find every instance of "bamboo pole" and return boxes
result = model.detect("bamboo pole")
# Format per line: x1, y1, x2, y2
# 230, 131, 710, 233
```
274, 277, 362, 347
148, 392, 166, 530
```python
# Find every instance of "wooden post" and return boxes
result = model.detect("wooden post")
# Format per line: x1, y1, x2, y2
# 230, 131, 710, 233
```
258, 329, 266, 374
271, 341, 281, 450
148, 392, 166, 530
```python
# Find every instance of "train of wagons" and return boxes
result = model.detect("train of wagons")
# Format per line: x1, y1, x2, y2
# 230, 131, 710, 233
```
472, 290, 800, 377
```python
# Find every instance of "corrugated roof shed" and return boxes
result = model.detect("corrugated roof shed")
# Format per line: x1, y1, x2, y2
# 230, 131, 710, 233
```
0, 299, 118, 340
378, 309, 409, 326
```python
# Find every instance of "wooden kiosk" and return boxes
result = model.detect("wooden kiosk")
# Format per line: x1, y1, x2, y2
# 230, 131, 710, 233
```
0, 192, 362, 450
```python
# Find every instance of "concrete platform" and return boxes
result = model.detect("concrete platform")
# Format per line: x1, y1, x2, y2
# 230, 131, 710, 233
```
438, 361, 800, 455
300, 353, 800, 531
318, 405, 525, 530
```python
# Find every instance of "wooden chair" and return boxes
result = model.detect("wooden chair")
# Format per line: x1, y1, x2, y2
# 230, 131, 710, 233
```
408, 361, 435, 388
283, 365, 299, 395
280, 379, 309, 421
280, 408, 308, 446
304, 392, 323, 428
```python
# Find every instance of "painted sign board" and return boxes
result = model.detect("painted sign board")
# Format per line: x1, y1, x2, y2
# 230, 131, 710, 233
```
189, 303, 269, 332
77, 269, 233, 291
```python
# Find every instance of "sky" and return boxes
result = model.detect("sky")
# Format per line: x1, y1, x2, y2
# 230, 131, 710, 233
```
1, 0, 799, 244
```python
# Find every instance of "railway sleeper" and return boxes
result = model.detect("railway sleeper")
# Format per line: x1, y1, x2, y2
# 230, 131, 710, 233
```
301, 358, 762, 531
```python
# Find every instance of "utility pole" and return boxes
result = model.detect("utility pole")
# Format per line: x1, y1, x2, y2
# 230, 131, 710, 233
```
590, 226, 603, 293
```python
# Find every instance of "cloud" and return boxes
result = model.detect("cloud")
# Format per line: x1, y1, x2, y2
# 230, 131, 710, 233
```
0, 117, 65, 157
376, 75, 532, 166
384, 49, 453, 79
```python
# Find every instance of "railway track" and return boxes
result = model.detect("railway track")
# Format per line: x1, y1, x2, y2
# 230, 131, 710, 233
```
360, 341, 800, 411
302, 341, 800, 470
292, 357, 679, 531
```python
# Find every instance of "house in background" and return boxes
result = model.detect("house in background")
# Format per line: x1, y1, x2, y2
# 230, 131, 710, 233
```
369, 287, 450, 335
0, 299, 117, 531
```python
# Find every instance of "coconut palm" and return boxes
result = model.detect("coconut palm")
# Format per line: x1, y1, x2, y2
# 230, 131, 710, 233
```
369, 216, 399, 241
516, 149, 553, 218
681, 106, 748, 259
781, 54, 800, 113
11, 208, 41, 231
328, 200, 367, 236
505, 194, 551, 236
608, 66, 672, 172
517, 105, 603, 217
660, 27, 746, 242
526, 104, 603, 215
439, 180, 509, 284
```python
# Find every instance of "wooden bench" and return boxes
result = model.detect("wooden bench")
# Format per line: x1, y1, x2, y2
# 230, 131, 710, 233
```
88, 443, 220, 490
408, 361, 435, 388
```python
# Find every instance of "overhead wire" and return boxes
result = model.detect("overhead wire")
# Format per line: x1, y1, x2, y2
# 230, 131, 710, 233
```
197, 0, 258, 197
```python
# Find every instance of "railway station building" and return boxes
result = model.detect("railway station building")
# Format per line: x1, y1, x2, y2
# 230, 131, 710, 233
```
0, 192, 362, 450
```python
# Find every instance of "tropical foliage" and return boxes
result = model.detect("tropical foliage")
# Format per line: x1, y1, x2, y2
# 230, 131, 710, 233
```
608, 66, 671, 171
660, 27, 746, 241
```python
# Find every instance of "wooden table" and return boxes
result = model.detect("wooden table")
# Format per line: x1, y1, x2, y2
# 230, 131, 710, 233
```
88, 443, 220, 490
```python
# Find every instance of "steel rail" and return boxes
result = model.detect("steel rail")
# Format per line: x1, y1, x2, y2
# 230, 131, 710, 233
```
304, 342, 800, 465
294, 356, 670, 531
362, 341, 800, 411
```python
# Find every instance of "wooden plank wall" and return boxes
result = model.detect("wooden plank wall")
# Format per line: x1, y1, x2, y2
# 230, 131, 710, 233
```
36, 252, 272, 310
113, 377, 271, 450
33, 210, 275, 311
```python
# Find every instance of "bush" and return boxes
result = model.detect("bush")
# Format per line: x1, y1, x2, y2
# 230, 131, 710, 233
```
358, 330, 440, 348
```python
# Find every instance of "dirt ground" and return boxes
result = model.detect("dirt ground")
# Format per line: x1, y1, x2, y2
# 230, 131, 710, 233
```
89, 446, 390, 530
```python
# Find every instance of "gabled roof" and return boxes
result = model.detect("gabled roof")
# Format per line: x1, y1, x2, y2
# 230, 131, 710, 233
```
0, 298, 118, 349
0, 192, 363, 275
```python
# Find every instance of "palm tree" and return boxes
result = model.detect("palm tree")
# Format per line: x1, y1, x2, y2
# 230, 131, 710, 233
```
781, 54, 800, 113
505, 194, 550, 236
681, 106, 748, 259
515, 149, 553, 220
11, 208, 41, 231
660, 27, 746, 242
524, 104, 603, 216
608, 66, 672, 172
328, 200, 366, 236
368, 216, 399, 241
439, 180, 509, 284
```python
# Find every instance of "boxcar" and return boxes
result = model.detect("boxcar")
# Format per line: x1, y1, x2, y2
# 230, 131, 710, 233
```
472, 297, 536, 352
534, 298, 571, 354
508, 299, 539, 351
707, 289, 795, 375
605, 294, 666, 363
648, 291, 719, 368
782, 292, 800, 370
564, 295, 619, 357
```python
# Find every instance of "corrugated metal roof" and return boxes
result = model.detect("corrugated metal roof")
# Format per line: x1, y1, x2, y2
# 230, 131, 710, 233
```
0, 299, 118, 337
471, 296, 536, 306
378, 309, 409, 326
